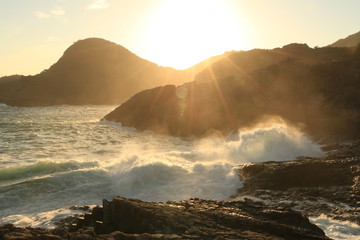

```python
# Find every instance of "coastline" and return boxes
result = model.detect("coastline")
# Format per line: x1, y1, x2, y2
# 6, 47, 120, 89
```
1, 141, 359, 239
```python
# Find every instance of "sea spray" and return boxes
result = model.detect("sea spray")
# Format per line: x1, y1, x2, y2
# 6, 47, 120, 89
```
194, 123, 324, 164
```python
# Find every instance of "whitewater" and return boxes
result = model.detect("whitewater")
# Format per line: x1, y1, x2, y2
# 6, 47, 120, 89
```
0, 104, 358, 239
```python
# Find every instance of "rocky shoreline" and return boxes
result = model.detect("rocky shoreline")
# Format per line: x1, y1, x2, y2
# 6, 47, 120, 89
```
1, 141, 359, 240
236, 141, 360, 226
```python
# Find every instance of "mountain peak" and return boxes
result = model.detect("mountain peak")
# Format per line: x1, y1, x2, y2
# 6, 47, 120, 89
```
63, 38, 130, 56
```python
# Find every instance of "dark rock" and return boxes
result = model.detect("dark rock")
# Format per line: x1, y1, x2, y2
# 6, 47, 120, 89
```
91, 207, 103, 222
238, 157, 357, 191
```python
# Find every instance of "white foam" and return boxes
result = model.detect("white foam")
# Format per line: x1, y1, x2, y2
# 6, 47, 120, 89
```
310, 215, 360, 240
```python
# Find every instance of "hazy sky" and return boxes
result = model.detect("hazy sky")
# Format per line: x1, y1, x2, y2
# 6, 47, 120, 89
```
1, 0, 360, 77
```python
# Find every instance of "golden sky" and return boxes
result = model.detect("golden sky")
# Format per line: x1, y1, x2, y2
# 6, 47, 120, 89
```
1, 0, 360, 77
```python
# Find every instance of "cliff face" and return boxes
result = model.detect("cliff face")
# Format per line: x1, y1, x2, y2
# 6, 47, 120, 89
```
0, 38, 191, 106
104, 46, 360, 141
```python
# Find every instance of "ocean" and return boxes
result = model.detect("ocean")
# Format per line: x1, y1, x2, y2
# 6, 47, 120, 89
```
0, 104, 358, 239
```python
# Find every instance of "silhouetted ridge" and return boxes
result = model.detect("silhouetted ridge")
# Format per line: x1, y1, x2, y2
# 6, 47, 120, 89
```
0, 38, 191, 106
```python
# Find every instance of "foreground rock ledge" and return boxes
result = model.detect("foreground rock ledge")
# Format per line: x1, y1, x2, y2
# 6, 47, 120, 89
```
0, 197, 329, 240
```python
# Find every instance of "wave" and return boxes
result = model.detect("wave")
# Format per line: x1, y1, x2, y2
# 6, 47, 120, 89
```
110, 162, 241, 202
0, 161, 99, 183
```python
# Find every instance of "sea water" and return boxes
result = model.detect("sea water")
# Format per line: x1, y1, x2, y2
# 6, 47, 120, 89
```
0, 104, 357, 238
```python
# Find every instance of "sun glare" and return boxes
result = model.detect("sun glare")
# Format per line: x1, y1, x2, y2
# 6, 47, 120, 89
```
142, 0, 248, 69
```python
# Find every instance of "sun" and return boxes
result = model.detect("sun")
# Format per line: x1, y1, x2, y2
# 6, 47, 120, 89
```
141, 0, 249, 69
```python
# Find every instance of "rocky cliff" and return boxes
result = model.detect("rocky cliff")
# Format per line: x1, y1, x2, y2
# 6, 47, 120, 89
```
104, 46, 360, 141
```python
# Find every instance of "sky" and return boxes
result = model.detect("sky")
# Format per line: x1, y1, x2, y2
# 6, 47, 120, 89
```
1, 0, 360, 77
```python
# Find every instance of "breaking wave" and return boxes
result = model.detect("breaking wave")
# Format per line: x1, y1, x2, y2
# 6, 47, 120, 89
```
107, 123, 323, 202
